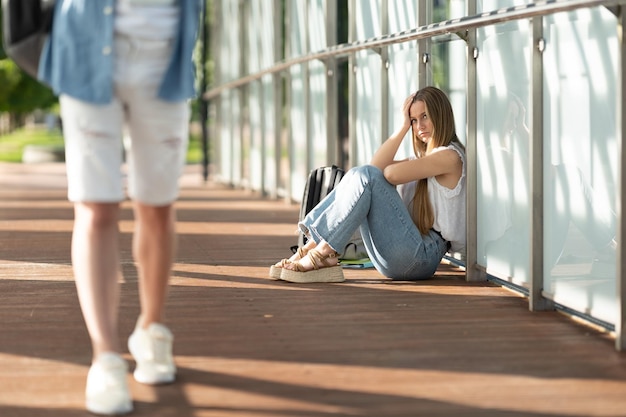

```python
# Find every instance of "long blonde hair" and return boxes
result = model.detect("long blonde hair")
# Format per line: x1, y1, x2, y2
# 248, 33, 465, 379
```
409, 87, 463, 234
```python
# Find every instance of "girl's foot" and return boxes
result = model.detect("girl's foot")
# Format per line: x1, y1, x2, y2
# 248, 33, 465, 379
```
269, 246, 309, 279
280, 248, 345, 283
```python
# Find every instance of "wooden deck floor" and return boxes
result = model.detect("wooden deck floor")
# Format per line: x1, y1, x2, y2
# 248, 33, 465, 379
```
0, 162, 625, 417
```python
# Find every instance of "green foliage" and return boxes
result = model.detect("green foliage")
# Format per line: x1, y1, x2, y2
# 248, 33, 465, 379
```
0, 126, 204, 164
0, 126, 64, 162
0, 7, 57, 116
187, 133, 205, 164
0, 62, 57, 114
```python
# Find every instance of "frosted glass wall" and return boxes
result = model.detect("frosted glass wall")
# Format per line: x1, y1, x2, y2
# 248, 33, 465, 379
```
288, 0, 309, 198
258, 2, 278, 195
542, 8, 619, 324
208, 0, 625, 341
476, 18, 532, 289
353, 0, 382, 167
387, 1, 418, 159
308, 0, 329, 170
247, 3, 262, 190
246, 2, 277, 193
217, 0, 242, 184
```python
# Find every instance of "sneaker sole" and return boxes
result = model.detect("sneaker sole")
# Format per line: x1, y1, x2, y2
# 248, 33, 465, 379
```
86, 398, 133, 415
133, 368, 175, 385
279, 265, 345, 283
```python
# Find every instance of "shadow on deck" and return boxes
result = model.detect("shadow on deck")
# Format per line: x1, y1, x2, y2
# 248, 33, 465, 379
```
0, 163, 624, 417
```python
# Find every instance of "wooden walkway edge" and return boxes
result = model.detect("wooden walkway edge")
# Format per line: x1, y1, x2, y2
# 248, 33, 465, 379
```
0, 163, 625, 417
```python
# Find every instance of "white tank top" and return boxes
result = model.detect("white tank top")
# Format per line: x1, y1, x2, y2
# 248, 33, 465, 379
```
399, 142, 466, 253
115, 0, 179, 41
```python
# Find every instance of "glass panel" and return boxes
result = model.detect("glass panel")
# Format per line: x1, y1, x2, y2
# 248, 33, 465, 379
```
543, 8, 618, 324
387, 1, 417, 159
477, 0, 532, 13
356, 0, 381, 39
309, 60, 328, 168
217, 0, 242, 184
218, 93, 230, 183
355, 51, 382, 167
309, 0, 326, 52
248, 81, 262, 190
262, 74, 277, 195
258, 3, 277, 194
289, 0, 308, 199
290, 64, 308, 199
231, 90, 242, 185
220, 0, 240, 83
448, 0, 468, 20
247, 3, 262, 190
353, 0, 381, 167
476, 19, 532, 287
432, 0, 467, 144
309, 0, 328, 169
387, 49, 418, 160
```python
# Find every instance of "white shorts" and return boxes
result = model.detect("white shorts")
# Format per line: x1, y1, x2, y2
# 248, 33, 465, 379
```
60, 35, 190, 206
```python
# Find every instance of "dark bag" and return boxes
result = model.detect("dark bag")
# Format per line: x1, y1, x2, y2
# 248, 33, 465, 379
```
2, 0, 55, 79
291, 166, 368, 260
294, 165, 345, 249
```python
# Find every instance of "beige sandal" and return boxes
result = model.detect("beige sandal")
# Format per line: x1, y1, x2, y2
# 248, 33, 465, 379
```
279, 249, 345, 283
269, 246, 308, 280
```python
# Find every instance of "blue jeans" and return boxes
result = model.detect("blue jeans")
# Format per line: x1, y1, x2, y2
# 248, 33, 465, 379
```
300, 165, 449, 280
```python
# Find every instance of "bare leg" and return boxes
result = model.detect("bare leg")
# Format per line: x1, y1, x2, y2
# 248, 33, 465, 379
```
132, 202, 176, 328
72, 202, 122, 360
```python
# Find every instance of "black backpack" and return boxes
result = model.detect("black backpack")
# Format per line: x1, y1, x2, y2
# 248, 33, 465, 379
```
293, 165, 345, 250
291, 166, 368, 261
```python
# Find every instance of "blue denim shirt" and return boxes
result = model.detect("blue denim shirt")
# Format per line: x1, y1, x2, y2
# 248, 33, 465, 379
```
38, 0, 203, 104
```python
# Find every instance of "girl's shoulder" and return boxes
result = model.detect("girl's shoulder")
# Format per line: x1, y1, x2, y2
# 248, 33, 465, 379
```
432, 141, 465, 154
431, 142, 465, 164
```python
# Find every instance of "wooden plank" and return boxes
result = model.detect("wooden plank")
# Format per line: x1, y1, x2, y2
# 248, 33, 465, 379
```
0, 163, 625, 417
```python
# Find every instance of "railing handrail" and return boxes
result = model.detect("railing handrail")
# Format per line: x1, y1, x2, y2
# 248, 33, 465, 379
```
203, 0, 625, 101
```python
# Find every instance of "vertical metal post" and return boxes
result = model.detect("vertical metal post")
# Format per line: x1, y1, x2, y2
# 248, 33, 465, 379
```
465, 0, 484, 281
212, 0, 222, 181
529, 17, 553, 311
199, 0, 210, 182
284, 0, 294, 201
380, 0, 389, 143
348, 0, 357, 169
616, 6, 626, 350
416, 0, 430, 88
256, 3, 267, 196
303, 1, 312, 173
325, 0, 339, 166
271, 0, 282, 199
238, 0, 247, 187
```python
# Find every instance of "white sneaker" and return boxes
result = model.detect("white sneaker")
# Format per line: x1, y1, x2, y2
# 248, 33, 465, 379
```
85, 352, 133, 415
128, 322, 176, 385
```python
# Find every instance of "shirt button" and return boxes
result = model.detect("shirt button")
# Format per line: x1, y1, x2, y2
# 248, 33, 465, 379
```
103, 6, 113, 15
102, 46, 112, 55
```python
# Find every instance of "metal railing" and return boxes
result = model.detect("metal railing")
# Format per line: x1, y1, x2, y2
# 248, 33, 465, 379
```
203, 0, 626, 351
203, 0, 624, 101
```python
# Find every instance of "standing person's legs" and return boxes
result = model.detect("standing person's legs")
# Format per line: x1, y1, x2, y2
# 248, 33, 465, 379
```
72, 202, 122, 358
132, 203, 176, 328
60, 94, 133, 415
116, 35, 190, 385
127, 201, 178, 385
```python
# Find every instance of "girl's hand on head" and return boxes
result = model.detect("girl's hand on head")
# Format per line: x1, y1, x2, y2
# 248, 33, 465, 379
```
401, 94, 415, 130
